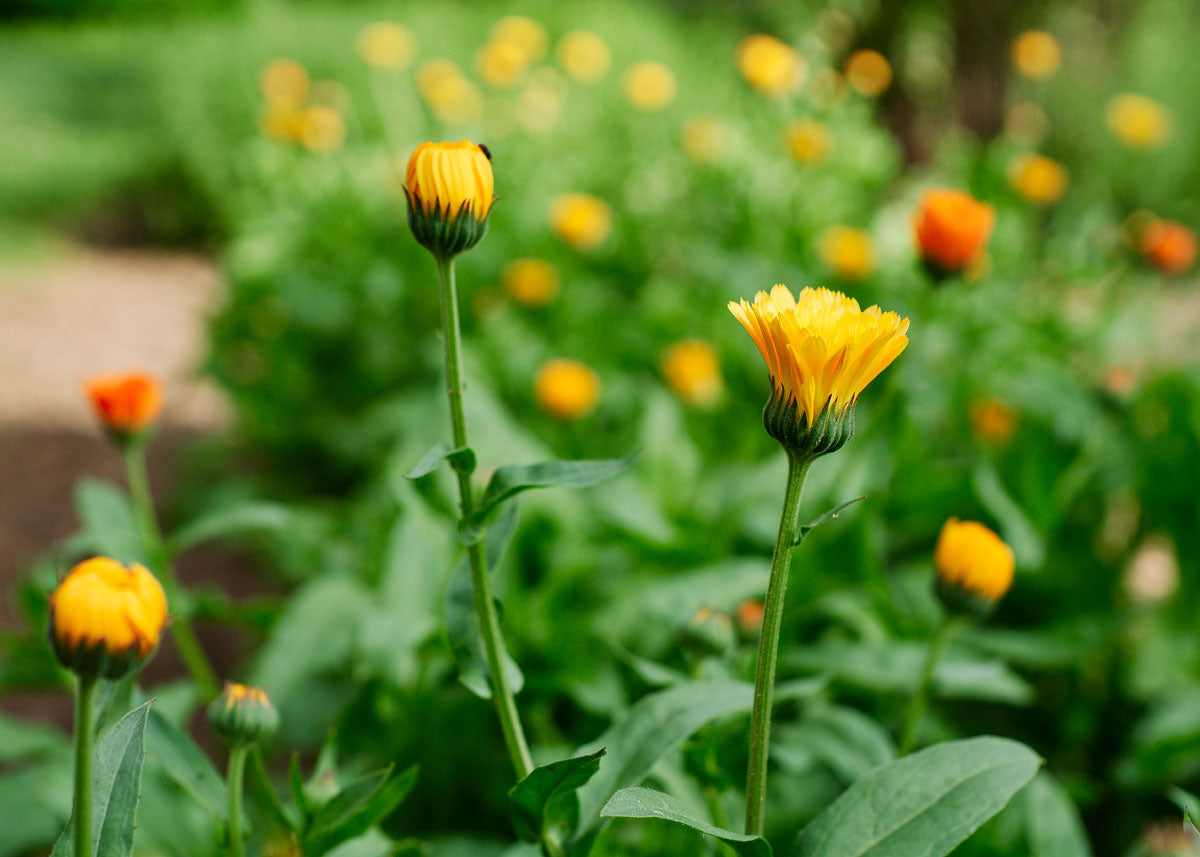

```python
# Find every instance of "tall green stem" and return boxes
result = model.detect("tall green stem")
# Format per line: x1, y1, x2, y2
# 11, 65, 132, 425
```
899, 616, 955, 755
434, 255, 533, 779
73, 676, 97, 857
123, 441, 219, 701
744, 452, 811, 836
227, 745, 249, 857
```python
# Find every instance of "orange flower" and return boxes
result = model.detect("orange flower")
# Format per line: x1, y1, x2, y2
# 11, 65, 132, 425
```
970, 398, 1018, 445
1140, 218, 1197, 275
535, 359, 599, 419
913, 189, 995, 274
83, 372, 163, 435
934, 519, 1015, 611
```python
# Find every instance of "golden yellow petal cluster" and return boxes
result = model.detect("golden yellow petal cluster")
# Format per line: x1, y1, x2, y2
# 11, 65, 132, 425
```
728, 285, 909, 425
51, 557, 168, 660
405, 140, 495, 221
934, 519, 1015, 601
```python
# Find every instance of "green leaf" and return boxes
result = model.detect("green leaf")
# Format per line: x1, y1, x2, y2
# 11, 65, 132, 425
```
290, 754, 313, 825
459, 454, 636, 545
146, 710, 227, 821
168, 501, 298, 552
573, 680, 754, 839
404, 443, 477, 479
773, 704, 895, 783
601, 787, 772, 857
444, 503, 523, 699
52, 701, 154, 857
794, 496, 867, 546
301, 764, 418, 857
0, 711, 69, 761
1023, 773, 1092, 857
73, 479, 144, 566
508, 749, 606, 842
792, 736, 1041, 857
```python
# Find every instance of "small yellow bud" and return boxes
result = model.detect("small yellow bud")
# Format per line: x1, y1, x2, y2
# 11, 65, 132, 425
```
404, 141, 495, 258
208, 683, 280, 748
934, 519, 1014, 616
550, 193, 612, 250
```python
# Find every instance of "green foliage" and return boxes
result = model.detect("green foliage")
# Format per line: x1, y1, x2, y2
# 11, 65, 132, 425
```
602, 787, 772, 856
508, 749, 605, 844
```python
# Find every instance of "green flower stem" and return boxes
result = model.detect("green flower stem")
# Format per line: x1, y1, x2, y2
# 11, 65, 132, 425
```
899, 615, 956, 755
744, 452, 812, 836
434, 255, 534, 779
72, 675, 97, 857
123, 440, 219, 702
227, 745, 249, 857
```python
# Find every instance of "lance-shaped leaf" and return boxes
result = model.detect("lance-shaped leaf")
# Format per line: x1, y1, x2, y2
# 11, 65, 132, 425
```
508, 749, 606, 843
459, 454, 636, 545
602, 787, 772, 857
300, 764, 419, 857
792, 736, 1040, 857
793, 496, 866, 546
404, 443, 477, 480
146, 710, 227, 821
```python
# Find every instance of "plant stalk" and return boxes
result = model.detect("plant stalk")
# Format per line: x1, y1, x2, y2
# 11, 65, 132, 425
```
744, 452, 811, 836
123, 441, 220, 702
435, 255, 533, 779
73, 675, 97, 857
227, 745, 249, 857
899, 616, 955, 755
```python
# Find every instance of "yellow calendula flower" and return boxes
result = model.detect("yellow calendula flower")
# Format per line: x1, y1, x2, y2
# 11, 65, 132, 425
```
557, 30, 610, 82
550, 193, 612, 250
661, 339, 724, 407
416, 59, 484, 123
477, 39, 530, 89
934, 519, 1015, 614
404, 141, 494, 258
818, 226, 875, 281
1011, 30, 1061, 79
491, 16, 548, 63
260, 59, 309, 107
357, 22, 416, 70
535, 359, 600, 419
297, 105, 345, 152
1107, 93, 1171, 150
208, 682, 280, 747
970, 398, 1018, 445
784, 119, 832, 165
1009, 153, 1068, 205
681, 117, 728, 164
729, 285, 908, 457
623, 61, 677, 111
844, 48, 892, 96
50, 557, 168, 679
503, 258, 559, 306
736, 34, 804, 96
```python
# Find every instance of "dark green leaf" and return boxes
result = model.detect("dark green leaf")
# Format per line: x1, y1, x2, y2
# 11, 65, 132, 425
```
794, 496, 867, 545
792, 736, 1041, 857
1024, 773, 1092, 857
168, 501, 298, 553
146, 710, 227, 821
404, 443, 476, 480
601, 787, 772, 857
301, 764, 418, 857
459, 454, 636, 545
508, 749, 605, 842
73, 479, 144, 566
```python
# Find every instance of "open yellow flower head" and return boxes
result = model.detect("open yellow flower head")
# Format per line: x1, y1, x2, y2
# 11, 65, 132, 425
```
729, 285, 908, 457
1009, 153, 1068, 206
1011, 30, 1061, 79
662, 339, 724, 407
503, 258, 559, 306
535, 359, 599, 419
50, 557, 168, 679
736, 34, 804, 96
623, 61, 677, 111
934, 519, 1015, 616
404, 141, 494, 258
550, 193, 611, 250
208, 682, 280, 747
1107, 93, 1171, 150
557, 30, 610, 82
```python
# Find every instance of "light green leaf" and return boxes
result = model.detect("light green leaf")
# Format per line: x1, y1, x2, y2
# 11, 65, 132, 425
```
52, 701, 154, 857
0, 711, 68, 761
792, 736, 1041, 857
168, 501, 298, 552
73, 479, 144, 566
146, 710, 227, 821
774, 704, 895, 783
459, 454, 635, 545
794, 496, 867, 546
301, 764, 418, 857
508, 749, 605, 843
601, 787, 771, 857
404, 443, 476, 480
1024, 773, 1092, 857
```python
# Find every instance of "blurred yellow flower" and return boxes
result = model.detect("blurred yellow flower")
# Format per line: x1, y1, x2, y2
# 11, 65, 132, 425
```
818, 226, 875, 280
661, 339, 724, 407
492, 16, 548, 63
680, 117, 727, 164
934, 519, 1015, 604
1010, 30, 1061, 79
970, 398, 1018, 445
517, 67, 566, 132
297, 105, 346, 152
729, 285, 909, 428
260, 59, 309, 107
503, 258, 559, 306
1009, 153, 1068, 205
357, 22, 416, 70
844, 48, 892, 96
260, 105, 301, 142
736, 34, 804, 96
310, 79, 349, 111
476, 39, 530, 89
784, 119, 832, 164
535, 359, 600, 418
550, 193, 612, 249
1107, 93, 1171, 149
557, 30, 610, 82
623, 61, 677, 111
417, 60, 484, 123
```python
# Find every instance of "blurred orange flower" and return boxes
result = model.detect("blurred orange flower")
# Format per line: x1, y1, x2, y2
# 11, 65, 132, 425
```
971, 399, 1018, 445
844, 48, 891, 96
535, 359, 600, 419
83, 372, 163, 435
1011, 30, 1061, 79
913, 189, 995, 274
1139, 218, 1197, 274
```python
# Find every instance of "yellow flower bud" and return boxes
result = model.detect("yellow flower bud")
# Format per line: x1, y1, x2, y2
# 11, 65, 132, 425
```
549, 193, 612, 250
622, 61, 676, 111
844, 49, 892, 96
736, 34, 804, 96
661, 339, 724, 407
404, 141, 495, 258
557, 30, 610, 82
208, 683, 280, 748
1011, 30, 1061, 79
50, 557, 168, 680
1107, 93, 1171, 150
818, 226, 875, 281
934, 519, 1014, 616
535, 359, 599, 419
503, 258, 559, 306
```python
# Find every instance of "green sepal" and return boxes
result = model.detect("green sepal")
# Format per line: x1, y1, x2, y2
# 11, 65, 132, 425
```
207, 687, 280, 748
934, 575, 999, 620
405, 192, 491, 260
762, 392, 855, 459
49, 626, 151, 682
